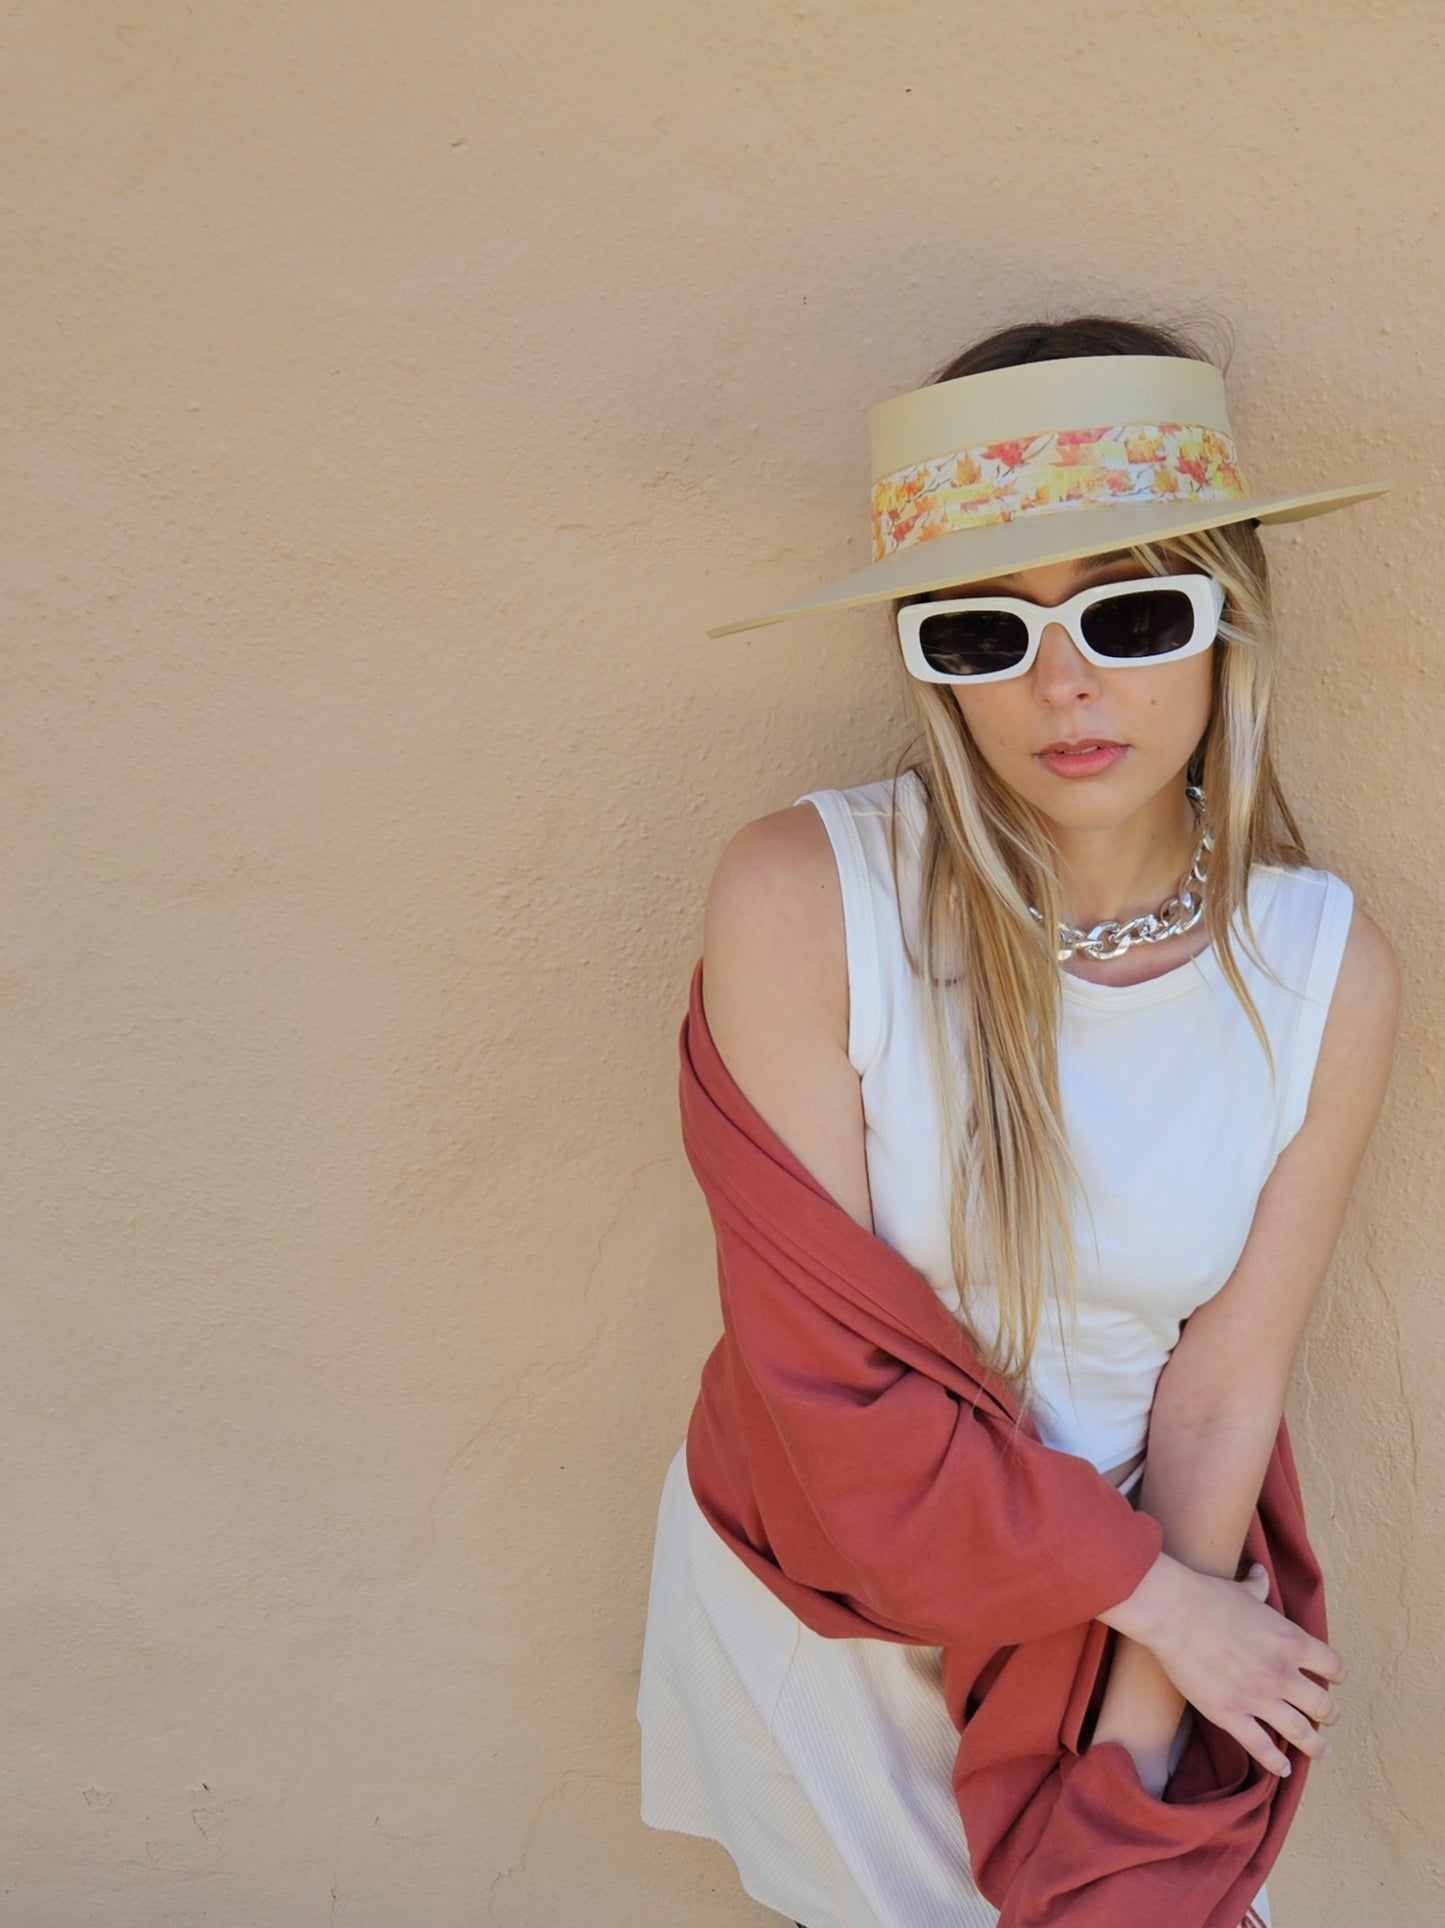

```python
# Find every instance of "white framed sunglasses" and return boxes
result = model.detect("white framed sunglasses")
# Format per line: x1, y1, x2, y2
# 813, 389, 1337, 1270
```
896, 572, 1226, 685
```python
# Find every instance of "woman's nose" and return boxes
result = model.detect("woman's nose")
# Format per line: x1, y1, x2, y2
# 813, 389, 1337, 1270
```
1032, 621, 1103, 697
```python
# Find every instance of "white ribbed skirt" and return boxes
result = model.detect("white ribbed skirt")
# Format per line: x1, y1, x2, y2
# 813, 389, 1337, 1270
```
636, 1440, 1273, 1928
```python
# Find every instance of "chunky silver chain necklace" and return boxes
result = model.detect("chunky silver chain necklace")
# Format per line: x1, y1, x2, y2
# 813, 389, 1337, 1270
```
1028, 784, 1213, 964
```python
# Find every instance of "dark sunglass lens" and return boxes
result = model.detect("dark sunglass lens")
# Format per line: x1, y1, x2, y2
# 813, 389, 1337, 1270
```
1079, 588, 1196, 659
916, 609, 1031, 677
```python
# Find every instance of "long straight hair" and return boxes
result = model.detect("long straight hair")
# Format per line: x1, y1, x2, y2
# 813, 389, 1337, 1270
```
878, 315, 1311, 1419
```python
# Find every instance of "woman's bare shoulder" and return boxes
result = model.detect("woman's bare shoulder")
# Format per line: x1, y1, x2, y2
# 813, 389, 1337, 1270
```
1311, 899, 1401, 1118
696, 802, 872, 1229
701, 801, 847, 1057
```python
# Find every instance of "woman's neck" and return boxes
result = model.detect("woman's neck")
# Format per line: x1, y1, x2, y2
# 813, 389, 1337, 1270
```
1046, 785, 1200, 931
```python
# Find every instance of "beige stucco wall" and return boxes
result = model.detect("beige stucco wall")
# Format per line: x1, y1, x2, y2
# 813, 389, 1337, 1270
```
3, 3, 1440, 1922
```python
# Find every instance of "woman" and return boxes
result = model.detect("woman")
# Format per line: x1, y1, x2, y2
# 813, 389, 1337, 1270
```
635, 314, 1401, 1927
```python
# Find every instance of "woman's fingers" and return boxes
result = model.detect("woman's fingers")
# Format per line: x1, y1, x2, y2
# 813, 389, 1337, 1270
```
1234, 1716, 1293, 1779
1306, 1637, 1347, 1683
1289, 1676, 1338, 1727
1232, 1687, 1339, 1776
1246, 1569, 1346, 1686
1268, 1699, 1331, 1760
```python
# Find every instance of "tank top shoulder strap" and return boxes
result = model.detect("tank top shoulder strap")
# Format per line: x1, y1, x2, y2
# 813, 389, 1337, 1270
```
1258, 863, 1357, 1161
790, 770, 924, 1080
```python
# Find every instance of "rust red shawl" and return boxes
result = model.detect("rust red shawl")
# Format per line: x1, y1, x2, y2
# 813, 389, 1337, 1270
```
678, 959, 1325, 1928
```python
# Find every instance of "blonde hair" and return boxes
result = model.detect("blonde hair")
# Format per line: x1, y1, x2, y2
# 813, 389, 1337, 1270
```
877, 317, 1312, 1423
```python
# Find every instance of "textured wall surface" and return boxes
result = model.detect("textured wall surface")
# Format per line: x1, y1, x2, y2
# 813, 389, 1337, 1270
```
3, 2, 1440, 1922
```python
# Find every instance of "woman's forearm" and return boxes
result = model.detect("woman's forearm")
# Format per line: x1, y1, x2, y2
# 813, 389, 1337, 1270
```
1089, 1404, 1280, 1790
1089, 1627, 1189, 1795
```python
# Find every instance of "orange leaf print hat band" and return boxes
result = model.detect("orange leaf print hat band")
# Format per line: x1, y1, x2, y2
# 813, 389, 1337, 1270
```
705, 353, 1391, 638
870, 420, 1248, 561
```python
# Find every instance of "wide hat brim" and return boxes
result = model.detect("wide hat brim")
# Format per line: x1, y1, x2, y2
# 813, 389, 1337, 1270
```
705, 483, 1391, 639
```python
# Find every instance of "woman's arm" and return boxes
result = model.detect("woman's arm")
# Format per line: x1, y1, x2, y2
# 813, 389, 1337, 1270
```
696, 804, 1172, 1646
1091, 1420, 1279, 1793
700, 801, 876, 1233
1089, 903, 1401, 1790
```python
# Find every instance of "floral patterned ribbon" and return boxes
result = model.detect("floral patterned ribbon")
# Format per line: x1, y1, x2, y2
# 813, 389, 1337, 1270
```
870, 421, 1250, 561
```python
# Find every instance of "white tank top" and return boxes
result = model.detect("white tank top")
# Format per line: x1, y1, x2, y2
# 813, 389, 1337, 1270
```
795, 767, 1356, 1476
636, 767, 1345, 1927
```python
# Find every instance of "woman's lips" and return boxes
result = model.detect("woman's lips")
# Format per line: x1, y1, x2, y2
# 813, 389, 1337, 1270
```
1035, 743, 1130, 778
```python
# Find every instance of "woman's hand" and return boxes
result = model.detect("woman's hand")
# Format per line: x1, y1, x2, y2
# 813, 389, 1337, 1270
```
1099, 1552, 1343, 1779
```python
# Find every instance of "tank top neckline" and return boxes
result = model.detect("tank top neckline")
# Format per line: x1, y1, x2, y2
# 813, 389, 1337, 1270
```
892, 767, 1285, 1014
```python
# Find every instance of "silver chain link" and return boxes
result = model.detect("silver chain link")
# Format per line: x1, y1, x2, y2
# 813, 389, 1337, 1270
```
1028, 784, 1213, 963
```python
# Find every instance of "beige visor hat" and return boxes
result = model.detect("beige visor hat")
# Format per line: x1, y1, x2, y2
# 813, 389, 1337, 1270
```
706, 353, 1391, 638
